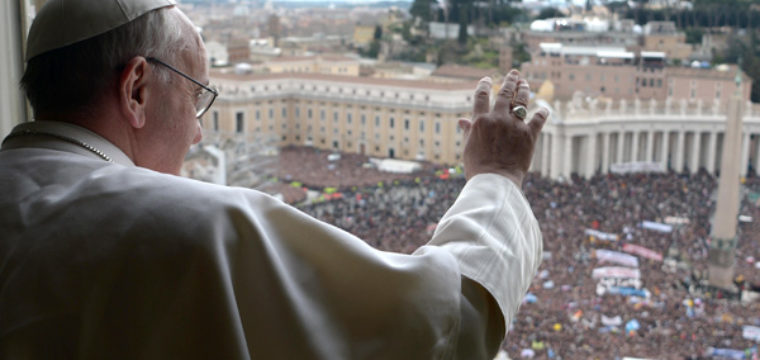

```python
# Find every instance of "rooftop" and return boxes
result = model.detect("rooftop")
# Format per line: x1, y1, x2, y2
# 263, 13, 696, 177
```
210, 71, 476, 91
431, 64, 499, 80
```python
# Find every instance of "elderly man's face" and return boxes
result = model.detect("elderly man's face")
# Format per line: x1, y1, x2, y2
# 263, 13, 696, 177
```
144, 9, 205, 175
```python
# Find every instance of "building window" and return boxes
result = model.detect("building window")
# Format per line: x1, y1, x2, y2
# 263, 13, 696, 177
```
361, 115, 366, 125
269, 109, 274, 119
212, 111, 219, 131
282, 108, 287, 117
320, 110, 325, 121
333, 112, 339, 122
347, 114, 352, 123
256, 110, 261, 120
236, 112, 244, 133
435, 122, 441, 134
404, 119, 409, 130
308, 109, 313, 119
390, 117, 395, 128
295, 107, 300, 118
420, 120, 424, 132
375, 116, 380, 127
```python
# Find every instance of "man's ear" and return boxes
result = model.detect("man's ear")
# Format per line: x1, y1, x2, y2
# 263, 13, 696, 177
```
119, 57, 151, 129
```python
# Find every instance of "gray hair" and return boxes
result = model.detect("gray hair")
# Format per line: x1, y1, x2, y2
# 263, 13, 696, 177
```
21, 7, 197, 116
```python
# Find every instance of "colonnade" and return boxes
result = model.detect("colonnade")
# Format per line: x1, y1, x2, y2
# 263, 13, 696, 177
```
530, 100, 760, 179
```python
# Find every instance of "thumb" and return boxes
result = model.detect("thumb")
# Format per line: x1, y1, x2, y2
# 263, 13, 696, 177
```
528, 108, 549, 139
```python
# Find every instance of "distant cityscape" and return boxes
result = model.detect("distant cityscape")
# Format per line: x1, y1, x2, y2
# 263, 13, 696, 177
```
178, 0, 760, 187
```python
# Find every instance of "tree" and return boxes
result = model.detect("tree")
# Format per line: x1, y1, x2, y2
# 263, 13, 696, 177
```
409, 0, 436, 22
373, 25, 383, 41
685, 28, 703, 45
536, 7, 562, 20
457, 5, 469, 46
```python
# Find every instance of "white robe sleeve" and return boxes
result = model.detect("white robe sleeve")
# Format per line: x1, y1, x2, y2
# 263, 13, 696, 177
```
418, 173, 543, 333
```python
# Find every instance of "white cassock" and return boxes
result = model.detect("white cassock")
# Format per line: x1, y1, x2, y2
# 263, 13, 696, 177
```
0, 121, 542, 359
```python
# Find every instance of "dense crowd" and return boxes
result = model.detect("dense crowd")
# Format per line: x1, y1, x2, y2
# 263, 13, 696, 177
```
276, 146, 438, 189
282, 148, 760, 359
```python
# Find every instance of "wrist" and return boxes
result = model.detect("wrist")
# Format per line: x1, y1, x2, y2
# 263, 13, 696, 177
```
466, 168, 523, 188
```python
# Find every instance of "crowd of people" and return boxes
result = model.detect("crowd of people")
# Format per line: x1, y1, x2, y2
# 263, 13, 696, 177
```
268, 147, 760, 359
276, 146, 438, 189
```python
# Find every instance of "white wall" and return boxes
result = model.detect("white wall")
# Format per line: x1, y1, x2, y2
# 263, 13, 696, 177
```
0, 0, 29, 137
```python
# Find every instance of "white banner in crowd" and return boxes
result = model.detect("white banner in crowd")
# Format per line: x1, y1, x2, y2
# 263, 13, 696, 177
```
609, 162, 665, 174
595, 249, 639, 268
743, 325, 760, 342
622, 243, 664, 261
664, 216, 690, 226
601, 315, 623, 327
592, 266, 641, 280
598, 277, 642, 289
585, 229, 619, 242
641, 221, 673, 233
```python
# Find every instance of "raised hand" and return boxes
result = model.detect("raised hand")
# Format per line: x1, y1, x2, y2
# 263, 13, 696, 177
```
458, 69, 550, 187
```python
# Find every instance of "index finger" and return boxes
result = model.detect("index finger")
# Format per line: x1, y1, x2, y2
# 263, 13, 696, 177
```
472, 77, 492, 116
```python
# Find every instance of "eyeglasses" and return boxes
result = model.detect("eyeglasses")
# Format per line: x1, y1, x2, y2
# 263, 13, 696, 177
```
146, 57, 218, 119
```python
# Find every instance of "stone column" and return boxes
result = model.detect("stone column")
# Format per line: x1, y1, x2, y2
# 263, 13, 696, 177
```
541, 133, 551, 177
530, 135, 541, 172
602, 132, 610, 174
661, 130, 670, 170
631, 131, 640, 162
646, 130, 655, 163
691, 131, 701, 174
617, 131, 625, 164
585, 133, 597, 178
707, 132, 717, 174
563, 134, 573, 178
550, 131, 564, 179
741, 131, 750, 177
675, 131, 685, 172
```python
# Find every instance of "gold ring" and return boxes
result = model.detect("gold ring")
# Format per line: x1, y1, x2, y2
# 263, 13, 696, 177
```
512, 105, 527, 120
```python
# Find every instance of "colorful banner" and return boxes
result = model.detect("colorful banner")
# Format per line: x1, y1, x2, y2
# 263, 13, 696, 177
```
622, 243, 664, 261
641, 220, 673, 233
744, 325, 760, 342
585, 229, 619, 242
607, 287, 648, 298
595, 249, 639, 268
706, 347, 746, 360
592, 266, 641, 279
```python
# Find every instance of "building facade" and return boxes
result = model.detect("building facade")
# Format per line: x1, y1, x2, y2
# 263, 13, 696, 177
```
521, 43, 751, 104
206, 72, 473, 165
